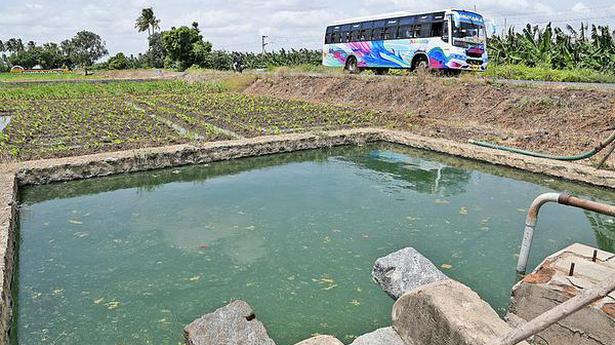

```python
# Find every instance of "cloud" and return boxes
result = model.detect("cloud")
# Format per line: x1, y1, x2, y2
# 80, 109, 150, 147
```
571, 2, 590, 13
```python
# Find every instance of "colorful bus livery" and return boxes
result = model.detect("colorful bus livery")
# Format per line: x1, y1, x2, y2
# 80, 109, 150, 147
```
323, 9, 488, 73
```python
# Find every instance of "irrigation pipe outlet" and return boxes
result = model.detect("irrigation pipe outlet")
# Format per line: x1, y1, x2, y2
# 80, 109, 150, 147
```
517, 193, 615, 275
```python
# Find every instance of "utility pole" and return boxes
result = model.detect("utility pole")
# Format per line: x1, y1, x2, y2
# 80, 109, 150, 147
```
261, 35, 269, 54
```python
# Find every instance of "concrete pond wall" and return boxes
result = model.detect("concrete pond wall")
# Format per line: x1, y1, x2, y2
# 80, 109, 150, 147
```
0, 128, 613, 344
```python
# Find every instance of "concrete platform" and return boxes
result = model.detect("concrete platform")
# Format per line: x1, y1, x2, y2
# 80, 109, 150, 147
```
508, 243, 615, 345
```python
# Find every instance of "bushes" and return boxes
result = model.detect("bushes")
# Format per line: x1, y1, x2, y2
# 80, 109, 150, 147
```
107, 53, 129, 70
0, 60, 8, 73
484, 64, 615, 83
200, 51, 233, 70
195, 49, 322, 71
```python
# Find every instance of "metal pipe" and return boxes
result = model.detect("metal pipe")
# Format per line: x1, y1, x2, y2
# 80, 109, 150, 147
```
469, 130, 615, 162
517, 193, 615, 274
558, 194, 615, 217
496, 274, 615, 345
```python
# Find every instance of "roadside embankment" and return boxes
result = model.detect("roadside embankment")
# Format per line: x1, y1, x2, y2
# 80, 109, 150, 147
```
245, 73, 615, 169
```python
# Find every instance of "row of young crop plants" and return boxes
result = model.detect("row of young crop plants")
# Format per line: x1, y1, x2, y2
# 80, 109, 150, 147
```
0, 81, 390, 161
135, 92, 388, 138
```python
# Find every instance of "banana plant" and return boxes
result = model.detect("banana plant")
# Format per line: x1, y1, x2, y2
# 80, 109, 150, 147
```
488, 23, 615, 72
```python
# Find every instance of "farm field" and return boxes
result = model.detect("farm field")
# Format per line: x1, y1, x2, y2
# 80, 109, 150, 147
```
0, 79, 389, 162
1, 73, 614, 170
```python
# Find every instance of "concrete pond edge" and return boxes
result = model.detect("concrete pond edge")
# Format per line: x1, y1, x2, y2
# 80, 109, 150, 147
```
0, 128, 613, 344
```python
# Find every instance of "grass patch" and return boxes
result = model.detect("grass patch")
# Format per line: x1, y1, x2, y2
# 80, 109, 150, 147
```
484, 64, 615, 83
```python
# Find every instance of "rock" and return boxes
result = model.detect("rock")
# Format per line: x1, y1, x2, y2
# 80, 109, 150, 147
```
349, 327, 406, 345
372, 247, 448, 299
392, 279, 529, 345
184, 300, 276, 345
294, 335, 343, 345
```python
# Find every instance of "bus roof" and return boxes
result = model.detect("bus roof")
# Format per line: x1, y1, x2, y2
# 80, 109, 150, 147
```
330, 9, 482, 26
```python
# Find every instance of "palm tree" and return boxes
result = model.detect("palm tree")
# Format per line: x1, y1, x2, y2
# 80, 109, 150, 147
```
135, 8, 160, 37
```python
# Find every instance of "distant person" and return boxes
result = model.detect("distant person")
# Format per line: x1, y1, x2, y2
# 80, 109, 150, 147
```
232, 53, 245, 73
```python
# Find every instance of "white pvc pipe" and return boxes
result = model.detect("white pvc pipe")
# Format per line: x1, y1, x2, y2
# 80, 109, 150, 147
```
516, 193, 561, 274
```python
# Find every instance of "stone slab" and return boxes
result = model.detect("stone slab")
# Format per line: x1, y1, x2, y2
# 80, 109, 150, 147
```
393, 279, 529, 345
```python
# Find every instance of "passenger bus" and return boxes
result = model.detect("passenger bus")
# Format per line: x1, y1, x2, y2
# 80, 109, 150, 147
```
322, 9, 488, 74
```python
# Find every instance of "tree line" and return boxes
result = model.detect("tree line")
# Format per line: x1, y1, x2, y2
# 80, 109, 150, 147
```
0, 32, 108, 73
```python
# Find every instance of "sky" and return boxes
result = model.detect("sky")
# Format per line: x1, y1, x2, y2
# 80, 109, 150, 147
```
1, 0, 614, 57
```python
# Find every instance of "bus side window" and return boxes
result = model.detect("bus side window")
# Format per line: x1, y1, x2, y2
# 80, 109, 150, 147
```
371, 28, 382, 40
384, 27, 396, 40
419, 23, 431, 38
398, 25, 412, 39
342, 31, 350, 42
384, 20, 398, 40
413, 24, 422, 38
373, 20, 385, 40
351, 30, 361, 42
362, 21, 374, 41
359, 30, 368, 41
431, 21, 444, 37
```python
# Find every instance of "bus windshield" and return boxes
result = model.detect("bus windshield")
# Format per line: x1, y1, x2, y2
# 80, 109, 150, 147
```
452, 11, 486, 47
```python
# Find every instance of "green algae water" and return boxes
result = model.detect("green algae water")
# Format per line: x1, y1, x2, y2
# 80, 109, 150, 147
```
14, 144, 615, 345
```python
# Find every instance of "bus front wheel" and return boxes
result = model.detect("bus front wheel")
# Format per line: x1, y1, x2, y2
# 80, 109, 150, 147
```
345, 57, 361, 74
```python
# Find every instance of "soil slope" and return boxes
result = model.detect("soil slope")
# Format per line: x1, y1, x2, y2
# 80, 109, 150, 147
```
245, 74, 615, 169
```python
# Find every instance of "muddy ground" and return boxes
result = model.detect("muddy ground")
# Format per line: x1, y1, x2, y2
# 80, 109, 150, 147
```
244, 73, 615, 169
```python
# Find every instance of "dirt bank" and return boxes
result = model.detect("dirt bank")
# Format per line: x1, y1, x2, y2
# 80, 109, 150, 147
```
245, 74, 615, 168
